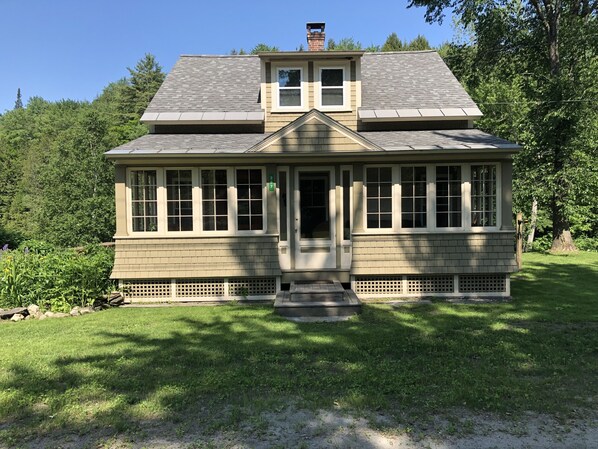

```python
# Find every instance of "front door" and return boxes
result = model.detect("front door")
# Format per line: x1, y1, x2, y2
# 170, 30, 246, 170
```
294, 168, 336, 269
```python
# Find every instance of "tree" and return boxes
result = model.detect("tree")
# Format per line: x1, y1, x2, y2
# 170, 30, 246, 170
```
250, 43, 279, 54
382, 32, 403, 51
124, 54, 165, 117
405, 34, 431, 50
409, 0, 598, 251
14, 88, 23, 110
327, 37, 363, 50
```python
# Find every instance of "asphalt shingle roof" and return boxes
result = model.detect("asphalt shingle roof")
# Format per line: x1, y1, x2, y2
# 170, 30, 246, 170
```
144, 51, 477, 115
105, 129, 517, 156
145, 55, 262, 113
360, 51, 478, 110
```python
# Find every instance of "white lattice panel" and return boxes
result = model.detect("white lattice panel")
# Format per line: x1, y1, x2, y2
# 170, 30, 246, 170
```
354, 277, 403, 295
406, 276, 454, 294
123, 280, 171, 299
459, 275, 506, 293
176, 279, 225, 298
229, 278, 276, 296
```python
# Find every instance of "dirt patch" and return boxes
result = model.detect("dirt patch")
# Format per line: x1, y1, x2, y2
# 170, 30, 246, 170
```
8, 407, 598, 449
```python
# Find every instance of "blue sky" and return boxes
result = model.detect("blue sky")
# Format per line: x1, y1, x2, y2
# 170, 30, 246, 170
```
0, 0, 455, 113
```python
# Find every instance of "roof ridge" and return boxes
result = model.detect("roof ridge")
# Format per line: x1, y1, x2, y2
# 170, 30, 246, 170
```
364, 50, 437, 55
180, 54, 259, 58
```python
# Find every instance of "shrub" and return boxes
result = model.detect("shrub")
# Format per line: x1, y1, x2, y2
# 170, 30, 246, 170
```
0, 244, 114, 312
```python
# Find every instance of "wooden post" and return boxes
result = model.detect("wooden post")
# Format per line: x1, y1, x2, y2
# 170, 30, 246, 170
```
516, 212, 523, 269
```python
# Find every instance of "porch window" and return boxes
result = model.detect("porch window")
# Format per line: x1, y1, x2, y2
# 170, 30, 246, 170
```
130, 170, 158, 232
201, 169, 228, 231
471, 165, 497, 227
366, 167, 392, 229
166, 170, 193, 231
436, 166, 462, 228
401, 166, 427, 228
321, 68, 344, 106
278, 68, 302, 107
236, 169, 264, 231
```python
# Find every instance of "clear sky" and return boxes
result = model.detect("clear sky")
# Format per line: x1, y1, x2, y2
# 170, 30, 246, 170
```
0, 0, 455, 113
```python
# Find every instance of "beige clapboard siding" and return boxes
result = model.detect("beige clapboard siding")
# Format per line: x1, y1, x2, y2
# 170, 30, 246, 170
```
351, 232, 517, 275
111, 236, 281, 279
261, 122, 366, 152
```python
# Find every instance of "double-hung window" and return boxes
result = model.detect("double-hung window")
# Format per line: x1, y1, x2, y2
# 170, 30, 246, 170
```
130, 170, 158, 232
277, 68, 302, 107
366, 167, 393, 229
201, 169, 228, 231
471, 165, 497, 227
320, 68, 344, 106
236, 169, 264, 231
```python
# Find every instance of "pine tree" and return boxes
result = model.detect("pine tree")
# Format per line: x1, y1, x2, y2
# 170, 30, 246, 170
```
14, 88, 23, 110
382, 33, 403, 51
124, 54, 165, 117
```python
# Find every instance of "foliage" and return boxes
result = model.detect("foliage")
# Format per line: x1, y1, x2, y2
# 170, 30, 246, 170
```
382, 32, 403, 51
250, 43, 280, 54
0, 55, 164, 247
0, 252, 596, 442
409, 0, 598, 250
327, 37, 363, 50
0, 244, 114, 312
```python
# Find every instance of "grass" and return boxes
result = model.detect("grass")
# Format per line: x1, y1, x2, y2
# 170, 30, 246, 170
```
0, 252, 597, 445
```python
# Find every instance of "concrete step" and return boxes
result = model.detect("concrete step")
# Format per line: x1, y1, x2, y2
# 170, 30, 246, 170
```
274, 282, 362, 318
289, 280, 345, 302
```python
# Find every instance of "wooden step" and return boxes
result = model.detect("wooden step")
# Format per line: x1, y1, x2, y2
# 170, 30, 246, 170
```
274, 281, 362, 318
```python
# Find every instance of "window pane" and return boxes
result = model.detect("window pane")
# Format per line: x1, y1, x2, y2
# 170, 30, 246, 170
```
322, 69, 343, 86
238, 216, 250, 231
342, 170, 351, 241
279, 69, 300, 87
236, 168, 264, 231
280, 89, 301, 106
380, 214, 392, 228
322, 88, 343, 106
366, 167, 393, 229
436, 166, 461, 228
471, 165, 497, 228
202, 169, 228, 232
238, 200, 249, 214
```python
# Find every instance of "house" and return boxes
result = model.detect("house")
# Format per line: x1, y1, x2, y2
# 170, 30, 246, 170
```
105, 23, 519, 304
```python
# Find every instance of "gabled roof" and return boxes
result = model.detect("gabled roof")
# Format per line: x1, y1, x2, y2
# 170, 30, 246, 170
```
247, 110, 383, 153
141, 51, 479, 122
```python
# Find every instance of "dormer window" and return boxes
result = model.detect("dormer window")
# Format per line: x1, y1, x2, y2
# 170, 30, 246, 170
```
315, 63, 350, 111
321, 68, 344, 106
278, 68, 302, 107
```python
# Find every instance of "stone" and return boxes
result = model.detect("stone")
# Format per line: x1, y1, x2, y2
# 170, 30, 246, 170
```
0, 307, 28, 320
44, 311, 55, 318
27, 304, 40, 315
53, 313, 70, 318
24, 315, 33, 320
108, 294, 124, 306
10, 313, 25, 322
79, 307, 94, 315
38, 314, 47, 321
70, 307, 81, 317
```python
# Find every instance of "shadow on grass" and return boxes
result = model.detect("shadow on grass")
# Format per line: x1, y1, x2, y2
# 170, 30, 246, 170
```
0, 254, 597, 446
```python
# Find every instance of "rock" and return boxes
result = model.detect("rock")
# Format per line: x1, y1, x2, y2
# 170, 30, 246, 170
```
108, 293, 124, 306
11, 313, 25, 322
38, 314, 47, 321
70, 307, 81, 316
44, 311, 55, 318
24, 315, 33, 320
27, 304, 40, 315
79, 307, 94, 315
0, 307, 29, 320
52, 312, 70, 318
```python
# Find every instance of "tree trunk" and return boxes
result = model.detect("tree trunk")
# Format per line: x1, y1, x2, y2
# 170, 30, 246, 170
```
551, 195, 577, 251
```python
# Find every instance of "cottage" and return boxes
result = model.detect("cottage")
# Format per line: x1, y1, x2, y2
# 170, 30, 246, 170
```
106, 23, 519, 305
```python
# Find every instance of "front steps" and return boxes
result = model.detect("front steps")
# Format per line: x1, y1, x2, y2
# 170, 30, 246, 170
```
274, 280, 362, 318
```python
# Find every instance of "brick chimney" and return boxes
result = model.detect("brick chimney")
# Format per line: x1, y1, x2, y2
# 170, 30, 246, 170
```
306, 22, 325, 51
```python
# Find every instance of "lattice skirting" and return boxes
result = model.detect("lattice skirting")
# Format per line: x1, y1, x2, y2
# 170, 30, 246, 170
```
352, 274, 510, 298
121, 277, 279, 302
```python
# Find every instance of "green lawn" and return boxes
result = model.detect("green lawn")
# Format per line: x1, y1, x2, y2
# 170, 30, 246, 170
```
1, 252, 597, 444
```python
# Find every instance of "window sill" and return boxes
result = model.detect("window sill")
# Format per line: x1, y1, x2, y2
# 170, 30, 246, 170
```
270, 107, 310, 114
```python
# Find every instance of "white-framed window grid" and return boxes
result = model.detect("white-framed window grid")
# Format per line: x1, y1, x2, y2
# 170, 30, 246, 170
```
126, 166, 268, 236
362, 163, 501, 234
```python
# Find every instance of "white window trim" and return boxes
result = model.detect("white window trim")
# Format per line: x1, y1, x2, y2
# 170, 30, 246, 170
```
340, 165, 353, 245
361, 163, 502, 235
314, 62, 351, 112
363, 165, 397, 233
271, 63, 308, 113
199, 167, 234, 236
233, 167, 268, 235
163, 167, 197, 236
126, 167, 162, 236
